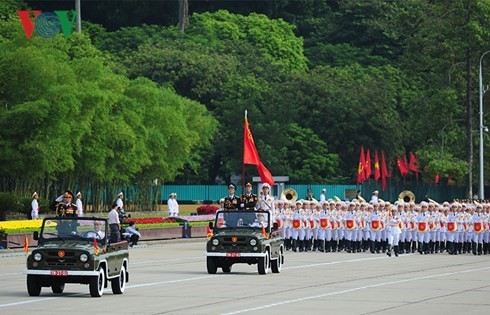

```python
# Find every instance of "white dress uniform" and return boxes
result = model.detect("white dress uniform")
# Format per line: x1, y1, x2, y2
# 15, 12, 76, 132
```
31, 197, 39, 220
369, 210, 382, 253
76, 196, 83, 217
257, 194, 274, 212
116, 195, 124, 211
168, 196, 179, 217
344, 208, 356, 253
471, 210, 484, 254
416, 208, 430, 254
387, 212, 402, 257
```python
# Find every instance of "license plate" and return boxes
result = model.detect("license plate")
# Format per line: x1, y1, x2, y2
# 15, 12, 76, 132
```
50, 270, 68, 276
225, 252, 241, 258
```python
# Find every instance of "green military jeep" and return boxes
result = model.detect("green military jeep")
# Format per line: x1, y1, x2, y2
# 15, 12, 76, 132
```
25, 217, 129, 297
206, 210, 284, 275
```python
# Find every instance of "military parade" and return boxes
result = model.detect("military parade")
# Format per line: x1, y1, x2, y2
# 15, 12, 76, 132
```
220, 185, 490, 258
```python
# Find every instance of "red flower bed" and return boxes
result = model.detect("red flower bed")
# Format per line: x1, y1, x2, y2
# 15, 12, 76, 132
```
124, 217, 177, 224
197, 205, 219, 215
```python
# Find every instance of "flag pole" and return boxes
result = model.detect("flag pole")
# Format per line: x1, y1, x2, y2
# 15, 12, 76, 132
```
242, 110, 247, 195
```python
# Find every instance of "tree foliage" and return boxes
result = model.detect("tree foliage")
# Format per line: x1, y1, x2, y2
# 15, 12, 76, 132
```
4, 0, 490, 194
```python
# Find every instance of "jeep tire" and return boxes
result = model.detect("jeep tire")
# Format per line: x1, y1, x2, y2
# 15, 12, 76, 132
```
27, 275, 42, 296
206, 257, 217, 274
51, 283, 65, 294
257, 250, 270, 275
89, 267, 105, 297
222, 264, 232, 273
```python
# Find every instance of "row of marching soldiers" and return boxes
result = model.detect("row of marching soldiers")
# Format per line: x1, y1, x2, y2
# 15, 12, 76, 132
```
270, 199, 490, 257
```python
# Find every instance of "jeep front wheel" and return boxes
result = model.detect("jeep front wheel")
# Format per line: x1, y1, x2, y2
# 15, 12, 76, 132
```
206, 257, 217, 274
111, 265, 126, 294
257, 250, 270, 275
89, 267, 105, 297
222, 264, 232, 273
27, 275, 42, 296
51, 283, 65, 294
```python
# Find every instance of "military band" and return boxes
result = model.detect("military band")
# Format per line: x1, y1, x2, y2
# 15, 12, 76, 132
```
219, 184, 490, 257
270, 196, 490, 257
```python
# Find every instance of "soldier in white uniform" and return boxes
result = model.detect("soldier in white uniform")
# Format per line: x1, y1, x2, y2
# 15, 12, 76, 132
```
319, 189, 326, 204
416, 202, 430, 254
312, 203, 321, 251
344, 202, 356, 253
76, 192, 84, 217
31, 192, 39, 220
116, 192, 124, 211
167, 193, 179, 217
471, 204, 484, 255
369, 203, 382, 253
446, 203, 459, 255
387, 207, 402, 257
257, 183, 274, 212
291, 201, 302, 252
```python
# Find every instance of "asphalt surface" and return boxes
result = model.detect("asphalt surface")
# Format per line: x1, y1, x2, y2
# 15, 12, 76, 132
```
1, 240, 489, 314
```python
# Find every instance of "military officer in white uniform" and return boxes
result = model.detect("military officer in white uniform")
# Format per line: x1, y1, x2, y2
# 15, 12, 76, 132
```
31, 192, 39, 220
257, 183, 274, 212
76, 192, 84, 217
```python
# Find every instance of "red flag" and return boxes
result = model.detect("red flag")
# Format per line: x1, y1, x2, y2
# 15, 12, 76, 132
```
243, 112, 274, 185
409, 152, 419, 179
365, 148, 372, 179
357, 147, 366, 184
374, 150, 381, 181
381, 151, 390, 191
206, 225, 213, 239
23, 235, 29, 253
397, 156, 409, 177
93, 238, 99, 255
261, 225, 268, 239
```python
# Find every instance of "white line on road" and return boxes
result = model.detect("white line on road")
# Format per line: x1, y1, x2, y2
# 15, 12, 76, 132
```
221, 265, 490, 315
131, 256, 203, 266
126, 275, 218, 289
0, 297, 58, 308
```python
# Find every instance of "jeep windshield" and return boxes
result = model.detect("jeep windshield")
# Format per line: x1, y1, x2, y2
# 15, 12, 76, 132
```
215, 210, 270, 231
40, 217, 108, 245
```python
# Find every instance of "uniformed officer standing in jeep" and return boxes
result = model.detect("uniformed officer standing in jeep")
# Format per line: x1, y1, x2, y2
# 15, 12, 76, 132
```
241, 182, 258, 210
55, 190, 78, 217
224, 184, 241, 210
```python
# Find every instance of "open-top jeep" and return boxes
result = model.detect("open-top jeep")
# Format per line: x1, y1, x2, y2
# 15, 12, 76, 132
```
25, 217, 129, 297
206, 210, 284, 275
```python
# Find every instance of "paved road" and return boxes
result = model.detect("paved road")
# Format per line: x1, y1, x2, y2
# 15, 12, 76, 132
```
1, 240, 489, 314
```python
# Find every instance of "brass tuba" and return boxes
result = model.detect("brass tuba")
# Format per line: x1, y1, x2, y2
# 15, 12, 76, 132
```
398, 190, 416, 203
280, 188, 298, 202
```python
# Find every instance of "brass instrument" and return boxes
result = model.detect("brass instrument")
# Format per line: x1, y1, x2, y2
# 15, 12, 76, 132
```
398, 190, 415, 203
280, 188, 298, 202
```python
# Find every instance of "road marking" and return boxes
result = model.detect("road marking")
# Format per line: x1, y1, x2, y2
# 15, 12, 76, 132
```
126, 275, 217, 289
0, 297, 58, 308
221, 265, 490, 315
131, 256, 202, 266
282, 255, 393, 270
